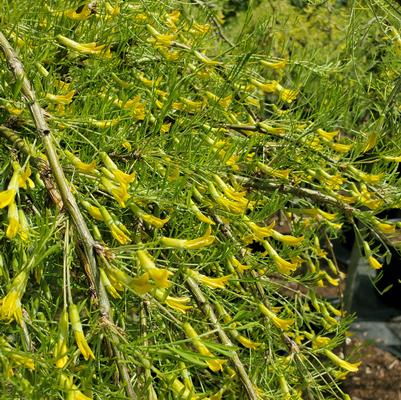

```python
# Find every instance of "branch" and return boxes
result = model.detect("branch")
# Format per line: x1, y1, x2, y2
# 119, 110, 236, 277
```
186, 277, 258, 400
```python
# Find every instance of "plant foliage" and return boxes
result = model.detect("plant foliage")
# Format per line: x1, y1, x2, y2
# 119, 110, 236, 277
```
0, 0, 400, 399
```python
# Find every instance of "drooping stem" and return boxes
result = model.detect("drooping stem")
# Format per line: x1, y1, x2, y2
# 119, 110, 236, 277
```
186, 276, 258, 400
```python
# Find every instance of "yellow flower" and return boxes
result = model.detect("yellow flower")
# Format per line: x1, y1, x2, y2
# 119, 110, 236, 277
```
383, 155, 401, 162
208, 182, 248, 214
0, 189, 17, 208
279, 88, 299, 103
183, 323, 226, 372
9, 353, 35, 370
205, 91, 231, 107
54, 307, 69, 368
161, 226, 215, 249
105, 2, 120, 16
146, 24, 176, 46
257, 162, 289, 179
181, 97, 205, 111
81, 201, 103, 221
59, 374, 92, 400
228, 256, 250, 274
362, 131, 377, 153
129, 203, 169, 228
100, 206, 131, 244
244, 220, 275, 241
18, 208, 29, 241
69, 304, 95, 361
45, 90, 75, 105
0, 271, 27, 325
368, 256, 382, 270
58, 5, 92, 20
142, 213, 170, 228
88, 118, 119, 128
137, 250, 172, 288
322, 271, 339, 286
57, 35, 111, 58
323, 349, 360, 372
375, 221, 396, 234
260, 59, 287, 69
258, 303, 294, 330
107, 266, 153, 295
129, 272, 153, 295
189, 270, 231, 289
111, 95, 146, 120
328, 142, 352, 153
262, 240, 299, 275
99, 268, 121, 299
65, 151, 97, 173
316, 128, 339, 141
250, 78, 279, 93
100, 152, 136, 185
194, 51, 221, 66
188, 199, 215, 225
164, 295, 192, 314
6, 202, 19, 240
190, 23, 211, 35
18, 165, 35, 189
270, 230, 304, 246
348, 166, 383, 184
101, 177, 130, 207
237, 335, 261, 350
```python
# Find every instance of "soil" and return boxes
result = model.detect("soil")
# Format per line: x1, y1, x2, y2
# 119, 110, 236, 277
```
343, 337, 401, 400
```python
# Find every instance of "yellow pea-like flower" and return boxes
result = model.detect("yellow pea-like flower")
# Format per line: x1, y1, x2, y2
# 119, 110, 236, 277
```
100, 268, 121, 299
323, 349, 360, 372
189, 270, 231, 289
0, 271, 27, 325
81, 201, 103, 221
45, 90, 75, 105
0, 189, 17, 209
262, 240, 299, 275
6, 202, 19, 240
69, 304, 95, 361
100, 206, 131, 244
250, 78, 279, 93
161, 226, 215, 249
54, 307, 69, 368
270, 230, 304, 246
237, 335, 261, 350
146, 24, 176, 46
279, 88, 299, 104
260, 59, 287, 70
316, 128, 339, 141
137, 250, 172, 288
65, 151, 97, 173
57, 35, 111, 58
375, 221, 396, 234
164, 295, 192, 314
183, 323, 226, 372
258, 303, 294, 331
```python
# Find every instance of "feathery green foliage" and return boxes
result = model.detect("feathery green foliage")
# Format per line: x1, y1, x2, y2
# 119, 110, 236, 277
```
0, 1, 400, 399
